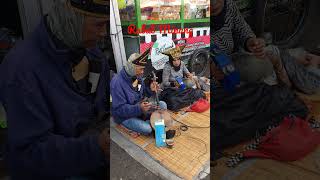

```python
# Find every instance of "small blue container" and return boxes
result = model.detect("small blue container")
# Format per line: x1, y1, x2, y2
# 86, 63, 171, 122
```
175, 77, 186, 91
154, 119, 166, 147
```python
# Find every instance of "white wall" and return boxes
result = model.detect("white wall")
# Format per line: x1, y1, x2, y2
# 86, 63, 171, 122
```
110, 0, 127, 72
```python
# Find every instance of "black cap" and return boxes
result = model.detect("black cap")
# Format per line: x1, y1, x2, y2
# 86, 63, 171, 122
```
131, 48, 151, 66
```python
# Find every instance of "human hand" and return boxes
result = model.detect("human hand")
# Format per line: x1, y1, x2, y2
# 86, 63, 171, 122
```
150, 81, 160, 92
247, 38, 266, 58
140, 102, 152, 113
186, 73, 193, 79
174, 81, 180, 88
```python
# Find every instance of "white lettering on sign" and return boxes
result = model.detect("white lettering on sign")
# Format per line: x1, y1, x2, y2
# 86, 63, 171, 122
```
151, 37, 175, 70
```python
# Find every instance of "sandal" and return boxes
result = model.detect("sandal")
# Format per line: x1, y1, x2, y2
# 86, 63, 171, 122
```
117, 125, 140, 138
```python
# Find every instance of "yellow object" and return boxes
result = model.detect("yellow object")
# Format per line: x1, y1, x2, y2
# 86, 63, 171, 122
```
162, 46, 186, 60
118, 0, 126, 9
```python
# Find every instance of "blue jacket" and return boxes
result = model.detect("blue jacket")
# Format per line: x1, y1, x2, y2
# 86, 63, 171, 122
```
0, 19, 108, 179
111, 69, 152, 124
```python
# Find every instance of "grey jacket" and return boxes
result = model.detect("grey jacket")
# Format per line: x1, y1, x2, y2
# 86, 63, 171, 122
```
162, 61, 190, 87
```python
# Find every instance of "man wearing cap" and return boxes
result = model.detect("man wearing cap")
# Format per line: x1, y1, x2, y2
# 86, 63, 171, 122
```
111, 49, 167, 135
0, 0, 109, 179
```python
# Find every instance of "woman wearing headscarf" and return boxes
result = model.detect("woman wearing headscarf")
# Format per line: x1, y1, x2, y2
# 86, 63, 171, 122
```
211, 0, 276, 84
161, 46, 194, 89
0, 0, 109, 179
111, 49, 167, 135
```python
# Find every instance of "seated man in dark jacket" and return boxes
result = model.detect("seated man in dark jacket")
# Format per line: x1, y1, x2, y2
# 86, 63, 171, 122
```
0, 0, 109, 179
111, 49, 167, 135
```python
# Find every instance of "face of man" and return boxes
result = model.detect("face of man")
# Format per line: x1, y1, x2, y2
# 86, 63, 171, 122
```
212, 0, 225, 16
82, 16, 108, 48
135, 65, 145, 78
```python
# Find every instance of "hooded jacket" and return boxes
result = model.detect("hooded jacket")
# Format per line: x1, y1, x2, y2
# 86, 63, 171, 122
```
0, 19, 109, 179
111, 69, 153, 124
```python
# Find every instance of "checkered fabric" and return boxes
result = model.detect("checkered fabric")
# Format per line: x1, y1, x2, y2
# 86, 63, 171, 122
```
226, 152, 245, 167
226, 123, 279, 167
226, 117, 319, 167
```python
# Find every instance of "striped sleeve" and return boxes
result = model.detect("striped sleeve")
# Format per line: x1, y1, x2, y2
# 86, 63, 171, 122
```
229, 0, 256, 50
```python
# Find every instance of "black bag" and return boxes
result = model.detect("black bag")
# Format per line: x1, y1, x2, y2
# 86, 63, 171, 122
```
160, 88, 205, 112
211, 83, 308, 154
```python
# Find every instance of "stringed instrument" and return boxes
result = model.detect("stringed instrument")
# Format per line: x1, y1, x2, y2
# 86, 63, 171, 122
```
150, 71, 173, 131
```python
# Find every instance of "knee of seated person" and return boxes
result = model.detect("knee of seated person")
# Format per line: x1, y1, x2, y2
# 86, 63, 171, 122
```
242, 55, 274, 80
141, 125, 153, 135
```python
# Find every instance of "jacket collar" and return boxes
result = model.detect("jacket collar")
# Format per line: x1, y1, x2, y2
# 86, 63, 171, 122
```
120, 68, 143, 89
